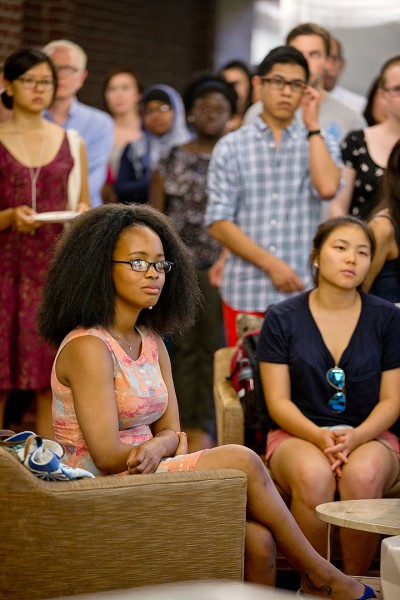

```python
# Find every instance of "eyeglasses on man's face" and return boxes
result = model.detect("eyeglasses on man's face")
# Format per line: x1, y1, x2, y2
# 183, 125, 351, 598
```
111, 259, 174, 273
17, 77, 55, 90
55, 65, 81, 76
326, 366, 346, 414
260, 76, 307, 94
383, 85, 400, 98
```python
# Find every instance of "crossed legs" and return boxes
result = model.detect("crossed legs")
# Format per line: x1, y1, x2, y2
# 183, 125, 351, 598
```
195, 445, 365, 599
245, 520, 276, 585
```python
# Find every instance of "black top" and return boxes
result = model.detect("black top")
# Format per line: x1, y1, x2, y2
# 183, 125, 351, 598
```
341, 129, 385, 220
370, 214, 400, 303
257, 291, 400, 428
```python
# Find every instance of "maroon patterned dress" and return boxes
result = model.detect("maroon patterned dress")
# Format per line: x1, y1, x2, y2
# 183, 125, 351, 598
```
0, 134, 73, 391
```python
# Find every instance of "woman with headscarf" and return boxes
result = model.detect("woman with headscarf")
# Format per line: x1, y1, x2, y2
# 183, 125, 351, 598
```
115, 84, 190, 204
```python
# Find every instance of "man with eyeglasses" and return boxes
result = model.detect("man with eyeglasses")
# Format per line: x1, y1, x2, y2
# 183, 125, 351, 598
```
42, 40, 113, 208
205, 45, 342, 346
245, 23, 366, 144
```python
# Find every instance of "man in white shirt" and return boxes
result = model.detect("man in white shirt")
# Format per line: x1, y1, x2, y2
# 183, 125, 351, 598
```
324, 36, 367, 114
43, 40, 113, 207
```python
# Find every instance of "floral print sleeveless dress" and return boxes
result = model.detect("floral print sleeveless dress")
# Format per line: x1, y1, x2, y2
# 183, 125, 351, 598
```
52, 326, 205, 476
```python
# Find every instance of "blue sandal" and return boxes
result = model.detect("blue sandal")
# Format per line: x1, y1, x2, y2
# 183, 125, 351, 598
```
297, 583, 377, 599
1, 430, 94, 481
356, 584, 377, 600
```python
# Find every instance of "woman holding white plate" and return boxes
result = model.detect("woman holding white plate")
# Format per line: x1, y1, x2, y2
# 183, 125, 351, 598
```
0, 47, 90, 437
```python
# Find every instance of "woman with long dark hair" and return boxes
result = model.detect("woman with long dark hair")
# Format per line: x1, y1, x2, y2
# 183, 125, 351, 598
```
258, 216, 400, 576
364, 139, 400, 302
329, 56, 400, 220
38, 204, 373, 599
0, 47, 89, 436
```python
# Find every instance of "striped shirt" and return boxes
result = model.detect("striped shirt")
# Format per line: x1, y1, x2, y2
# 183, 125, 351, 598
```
205, 116, 342, 312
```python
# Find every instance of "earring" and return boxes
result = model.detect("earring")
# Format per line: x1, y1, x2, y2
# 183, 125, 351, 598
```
187, 115, 195, 123
148, 306, 153, 310
313, 262, 318, 268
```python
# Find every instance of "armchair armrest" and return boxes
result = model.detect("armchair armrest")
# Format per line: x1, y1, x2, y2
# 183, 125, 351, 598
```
214, 347, 244, 446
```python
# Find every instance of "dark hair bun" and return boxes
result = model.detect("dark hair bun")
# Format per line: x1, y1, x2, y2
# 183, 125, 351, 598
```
1, 89, 13, 110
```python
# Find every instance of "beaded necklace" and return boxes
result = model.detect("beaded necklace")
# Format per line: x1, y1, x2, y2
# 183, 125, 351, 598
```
14, 125, 46, 212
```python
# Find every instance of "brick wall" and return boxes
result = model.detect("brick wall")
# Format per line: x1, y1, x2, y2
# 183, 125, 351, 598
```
1, 0, 217, 108
0, 0, 24, 59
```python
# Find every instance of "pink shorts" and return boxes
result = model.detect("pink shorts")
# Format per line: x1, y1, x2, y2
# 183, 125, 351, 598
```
265, 428, 400, 464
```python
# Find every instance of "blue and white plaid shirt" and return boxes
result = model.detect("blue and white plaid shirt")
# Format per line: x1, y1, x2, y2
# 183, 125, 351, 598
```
205, 116, 342, 312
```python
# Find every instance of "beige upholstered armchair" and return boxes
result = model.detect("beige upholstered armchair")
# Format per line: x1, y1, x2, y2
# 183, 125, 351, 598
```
0, 446, 247, 600
213, 346, 400, 500
213, 346, 244, 448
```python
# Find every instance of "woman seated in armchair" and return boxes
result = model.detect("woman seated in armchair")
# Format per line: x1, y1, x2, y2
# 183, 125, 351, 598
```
258, 216, 400, 576
38, 205, 376, 599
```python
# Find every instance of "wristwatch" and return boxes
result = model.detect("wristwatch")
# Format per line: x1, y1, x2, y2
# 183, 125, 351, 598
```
307, 129, 322, 139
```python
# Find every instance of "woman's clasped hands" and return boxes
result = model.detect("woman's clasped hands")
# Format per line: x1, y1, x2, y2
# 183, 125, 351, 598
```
323, 427, 360, 478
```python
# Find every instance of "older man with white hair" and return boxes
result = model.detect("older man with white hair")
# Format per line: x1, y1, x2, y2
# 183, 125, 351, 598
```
43, 40, 113, 207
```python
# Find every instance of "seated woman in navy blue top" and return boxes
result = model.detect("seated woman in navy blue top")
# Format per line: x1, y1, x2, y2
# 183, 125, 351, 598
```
258, 216, 400, 577
364, 139, 400, 303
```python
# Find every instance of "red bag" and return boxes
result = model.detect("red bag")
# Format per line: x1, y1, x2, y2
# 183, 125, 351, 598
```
229, 329, 270, 455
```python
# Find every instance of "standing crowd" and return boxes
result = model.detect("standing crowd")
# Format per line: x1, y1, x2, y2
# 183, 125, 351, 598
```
1, 22, 400, 594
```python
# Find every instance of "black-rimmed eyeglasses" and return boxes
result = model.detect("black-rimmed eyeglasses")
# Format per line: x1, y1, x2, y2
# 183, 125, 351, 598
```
260, 76, 307, 94
326, 366, 346, 414
112, 259, 173, 273
17, 77, 55, 90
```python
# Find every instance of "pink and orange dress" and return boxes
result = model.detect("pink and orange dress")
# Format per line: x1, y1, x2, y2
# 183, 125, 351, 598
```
52, 326, 205, 476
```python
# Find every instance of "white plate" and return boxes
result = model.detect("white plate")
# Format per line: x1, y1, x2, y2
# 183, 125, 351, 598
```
27, 211, 79, 223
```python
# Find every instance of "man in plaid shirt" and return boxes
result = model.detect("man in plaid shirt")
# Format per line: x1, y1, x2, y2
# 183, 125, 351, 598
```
205, 46, 343, 345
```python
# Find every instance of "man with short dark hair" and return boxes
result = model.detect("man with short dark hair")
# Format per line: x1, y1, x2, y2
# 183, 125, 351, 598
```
245, 23, 366, 142
205, 46, 342, 345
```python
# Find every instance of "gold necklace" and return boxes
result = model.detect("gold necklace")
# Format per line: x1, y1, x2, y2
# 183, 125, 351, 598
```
13, 125, 46, 212
109, 328, 136, 352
